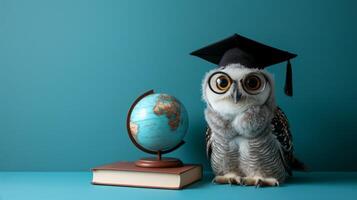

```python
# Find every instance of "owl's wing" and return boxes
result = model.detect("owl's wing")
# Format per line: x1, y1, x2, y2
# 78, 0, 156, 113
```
205, 126, 212, 159
271, 107, 294, 175
271, 106, 307, 175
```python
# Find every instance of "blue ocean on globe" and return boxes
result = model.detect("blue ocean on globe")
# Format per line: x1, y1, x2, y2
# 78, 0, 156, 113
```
129, 93, 188, 152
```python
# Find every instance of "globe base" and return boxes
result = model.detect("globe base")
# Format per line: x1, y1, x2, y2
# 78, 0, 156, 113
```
135, 157, 183, 168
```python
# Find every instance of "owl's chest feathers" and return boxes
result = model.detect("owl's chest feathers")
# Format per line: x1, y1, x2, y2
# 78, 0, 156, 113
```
231, 133, 275, 161
237, 134, 286, 180
212, 129, 281, 176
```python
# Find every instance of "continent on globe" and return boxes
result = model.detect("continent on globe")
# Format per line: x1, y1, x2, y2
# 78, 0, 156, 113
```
129, 122, 138, 139
153, 94, 181, 131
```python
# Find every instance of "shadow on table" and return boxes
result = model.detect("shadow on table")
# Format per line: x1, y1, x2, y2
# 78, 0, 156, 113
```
185, 173, 214, 189
287, 172, 357, 186
186, 172, 357, 189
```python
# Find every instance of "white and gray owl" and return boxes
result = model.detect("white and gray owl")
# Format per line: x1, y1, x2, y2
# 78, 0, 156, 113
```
191, 34, 305, 187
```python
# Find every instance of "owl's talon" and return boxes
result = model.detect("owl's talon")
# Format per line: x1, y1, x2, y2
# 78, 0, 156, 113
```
212, 174, 242, 185
212, 175, 230, 184
256, 179, 262, 188
262, 178, 279, 187
212, 175, 281, 186
258, 178, 279, 187
240, 177, 279, 187
235, 177, 242, 185
241, 177, 257, 186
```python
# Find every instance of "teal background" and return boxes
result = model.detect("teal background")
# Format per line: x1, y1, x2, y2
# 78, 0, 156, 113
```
0, 0, 356, 171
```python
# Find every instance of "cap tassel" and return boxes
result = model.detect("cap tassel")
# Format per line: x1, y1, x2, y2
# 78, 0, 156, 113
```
284, 60, 293, 96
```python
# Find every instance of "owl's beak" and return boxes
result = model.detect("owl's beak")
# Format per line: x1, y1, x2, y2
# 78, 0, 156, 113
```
232, 82, 242, 104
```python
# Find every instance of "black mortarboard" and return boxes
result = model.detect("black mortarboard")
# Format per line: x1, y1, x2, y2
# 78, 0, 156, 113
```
190, 34, 297, 96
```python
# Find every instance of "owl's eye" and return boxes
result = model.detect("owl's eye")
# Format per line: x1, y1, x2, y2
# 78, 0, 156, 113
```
242, 73, 266, 94
208, 72, 232, 94
216, 76, 230, 90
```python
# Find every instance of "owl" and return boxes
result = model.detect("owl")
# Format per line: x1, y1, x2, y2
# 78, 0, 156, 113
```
202, 64, 304, 187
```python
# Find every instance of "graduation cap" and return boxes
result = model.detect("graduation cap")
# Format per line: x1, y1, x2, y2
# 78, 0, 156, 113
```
190, 34, 297, 96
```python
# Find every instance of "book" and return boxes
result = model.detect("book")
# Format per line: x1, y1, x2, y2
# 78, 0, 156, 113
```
92, 162, 202, 189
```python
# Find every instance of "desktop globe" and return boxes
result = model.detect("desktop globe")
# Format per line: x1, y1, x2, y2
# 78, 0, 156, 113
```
127, 90, 188, 168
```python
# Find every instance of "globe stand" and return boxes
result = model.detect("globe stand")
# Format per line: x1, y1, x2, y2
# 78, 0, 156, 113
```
127, 90, 186, 168
135, 151, 183, 168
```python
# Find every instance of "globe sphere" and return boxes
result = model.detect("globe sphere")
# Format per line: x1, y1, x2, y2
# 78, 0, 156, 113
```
129, 93, 188, 152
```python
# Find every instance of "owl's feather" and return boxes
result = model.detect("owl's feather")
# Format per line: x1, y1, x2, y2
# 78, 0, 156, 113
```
272, 107, 306, 172
205, 106, 303, 175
